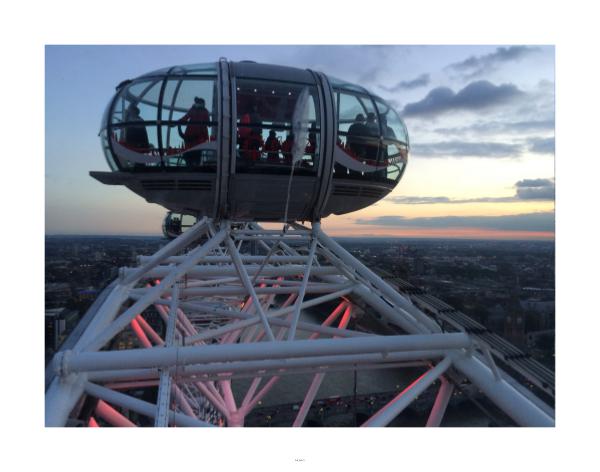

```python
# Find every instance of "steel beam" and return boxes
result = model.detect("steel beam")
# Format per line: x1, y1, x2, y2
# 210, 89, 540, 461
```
65, 333, 470, 373
316, 228, 442, 334
287, 231, 319, 341
83, 228, 227, 352
154, 284, 179, 427
182, 286, 356, 344
123, 217, 208, 285
225, 235, 276, 341
86, 349, 448, 382
453, 354, 554, 426
362, 356, 453, 427
84, 382, 212, 427
95, 400, 137, 427
425, 377, 454, 427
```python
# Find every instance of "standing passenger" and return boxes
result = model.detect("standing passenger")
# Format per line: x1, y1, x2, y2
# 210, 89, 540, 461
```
178, 97, 210, 148
264, 130, 281, 162
281, 132, 294, 164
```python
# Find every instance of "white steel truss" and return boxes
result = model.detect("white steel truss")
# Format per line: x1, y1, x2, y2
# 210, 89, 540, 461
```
45, 219, 555, 427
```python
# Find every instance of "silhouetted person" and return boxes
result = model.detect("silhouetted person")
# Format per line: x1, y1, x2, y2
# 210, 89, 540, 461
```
264, 130, 281, 162
178, 97, 210, 147
347, 113, 367, 158
281, 132, 294, 164
124, 104, 149, 149
380, 115, 396, 140
365, 112, 379, 136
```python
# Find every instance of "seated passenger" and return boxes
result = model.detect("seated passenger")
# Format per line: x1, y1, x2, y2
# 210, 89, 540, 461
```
264, 130, 281, 162
346, 113, 367, 158
123, 104, 150, 149
178, 97, 210, 148
281, 132, 294, 164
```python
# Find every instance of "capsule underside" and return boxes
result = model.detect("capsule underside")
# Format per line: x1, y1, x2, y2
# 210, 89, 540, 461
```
93, 60, 409, 221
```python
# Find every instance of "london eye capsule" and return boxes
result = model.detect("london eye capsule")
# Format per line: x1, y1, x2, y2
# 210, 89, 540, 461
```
92, 59, 409, 222
162, 212, 197, 239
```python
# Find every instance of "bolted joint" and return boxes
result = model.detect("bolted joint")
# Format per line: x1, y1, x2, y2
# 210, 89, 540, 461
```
53, 350, 72, 377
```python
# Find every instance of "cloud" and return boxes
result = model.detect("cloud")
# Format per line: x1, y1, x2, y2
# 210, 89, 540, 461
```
390, 178, 554, 205
355, 212, 555, 232
446, 46, 541, 79
358, 66, 382, 84
412, 140, 522, 158
515, 178, 555, 199
379, 73, 430, 93
389, 196, 518, 204
402, 80, 523, 117
528, 137, 555, 154
284, 45, 407, 86
390, 196, 452, 204
434, 119, 554, 135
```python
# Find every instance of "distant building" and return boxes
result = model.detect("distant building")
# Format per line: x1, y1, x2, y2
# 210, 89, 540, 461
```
520, 299, 554, 314
45, 307, 77, 351
45, 283, 72, 308
504, 313, 526, 346
45, 308, 66, 352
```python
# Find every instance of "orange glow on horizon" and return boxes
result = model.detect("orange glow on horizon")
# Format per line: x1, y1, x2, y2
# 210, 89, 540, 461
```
322, 226, 554, 240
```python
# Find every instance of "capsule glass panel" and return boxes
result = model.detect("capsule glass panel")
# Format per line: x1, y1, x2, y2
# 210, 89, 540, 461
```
374, 99, 409, 181
100, 129, 119, 171
333, 90, 386, 182
235, 79, 320, 175
159, 77, 218, 171
107, 79, 161, 169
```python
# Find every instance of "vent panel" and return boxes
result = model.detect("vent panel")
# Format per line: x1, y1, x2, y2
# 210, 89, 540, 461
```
140, 180, 212, 191
332, 184, 387, 199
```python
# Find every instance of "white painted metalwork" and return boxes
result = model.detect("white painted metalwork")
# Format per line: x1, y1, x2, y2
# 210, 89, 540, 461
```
45, 219, 555, 428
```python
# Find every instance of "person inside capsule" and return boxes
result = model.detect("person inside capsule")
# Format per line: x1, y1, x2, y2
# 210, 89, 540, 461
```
174, 96, 211, 168
122, 104, 149, 150
178, 97, 210, 148
264, 129, 281, 162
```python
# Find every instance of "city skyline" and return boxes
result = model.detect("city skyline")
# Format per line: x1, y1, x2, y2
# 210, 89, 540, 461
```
45, 45, 555, 239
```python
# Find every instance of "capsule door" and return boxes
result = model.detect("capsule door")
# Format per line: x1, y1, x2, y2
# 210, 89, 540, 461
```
227, 76, 323, 222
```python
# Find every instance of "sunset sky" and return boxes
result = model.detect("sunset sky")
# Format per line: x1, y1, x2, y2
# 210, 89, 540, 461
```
45, 45, 554, 239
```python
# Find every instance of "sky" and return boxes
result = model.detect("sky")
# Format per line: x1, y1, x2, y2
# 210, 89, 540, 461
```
45, 45, 555, 239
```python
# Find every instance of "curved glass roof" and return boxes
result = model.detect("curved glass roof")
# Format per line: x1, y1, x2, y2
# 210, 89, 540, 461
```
140, 62, 218, 78
328, 76, 370, 95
